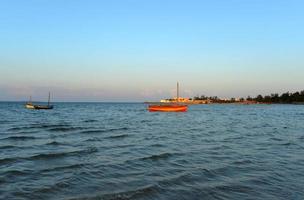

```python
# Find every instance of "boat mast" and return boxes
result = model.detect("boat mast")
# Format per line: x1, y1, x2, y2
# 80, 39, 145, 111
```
48, 92, 50, 106
177, 82, 179, 102
29, 96, 32, 103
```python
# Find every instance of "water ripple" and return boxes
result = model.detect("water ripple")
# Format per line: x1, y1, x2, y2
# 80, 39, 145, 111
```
140, 152, 175, 161
105, 134, 130, 139
27, 148, 98, 161
0, 135, 37, 141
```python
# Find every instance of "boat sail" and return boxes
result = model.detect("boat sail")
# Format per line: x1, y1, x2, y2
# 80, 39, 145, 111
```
25, 92, 54, 110
148, 82, 188, 112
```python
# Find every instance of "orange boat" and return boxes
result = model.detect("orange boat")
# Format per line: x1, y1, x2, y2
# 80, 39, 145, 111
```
148, 82, 188, 112
148, 104, 188, 112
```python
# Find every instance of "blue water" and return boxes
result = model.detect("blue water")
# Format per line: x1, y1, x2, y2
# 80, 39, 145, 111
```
1, 102, 304, 200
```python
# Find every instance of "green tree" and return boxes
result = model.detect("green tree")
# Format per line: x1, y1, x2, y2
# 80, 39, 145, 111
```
264, 95, 271, 103
246, 96, 252, 101
280, 92, 290, 103
271, 93, 279, 103
256, 95, 264, 102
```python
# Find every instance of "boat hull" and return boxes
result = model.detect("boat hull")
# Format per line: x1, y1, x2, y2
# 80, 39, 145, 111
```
25, 104, 53, 110
148, 105, 188, 112
25, 104, 35, 109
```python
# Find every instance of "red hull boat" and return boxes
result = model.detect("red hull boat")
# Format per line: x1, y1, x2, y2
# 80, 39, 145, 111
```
148, 104, 188, 112
148, 82, 188, 112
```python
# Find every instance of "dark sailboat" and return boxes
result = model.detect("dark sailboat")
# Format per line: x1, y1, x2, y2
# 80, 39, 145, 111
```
25, 92, 54, 110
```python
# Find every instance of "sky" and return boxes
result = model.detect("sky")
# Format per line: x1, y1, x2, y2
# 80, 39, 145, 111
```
0, 0, 303, 102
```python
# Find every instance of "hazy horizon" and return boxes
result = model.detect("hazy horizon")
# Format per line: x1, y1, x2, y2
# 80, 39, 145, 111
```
1, 0, 303, 102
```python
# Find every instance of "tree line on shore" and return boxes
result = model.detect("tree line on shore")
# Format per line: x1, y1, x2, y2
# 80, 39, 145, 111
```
193, 90, 304, 104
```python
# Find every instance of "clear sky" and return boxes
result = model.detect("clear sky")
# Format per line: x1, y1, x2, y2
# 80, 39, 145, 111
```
0, 0, 303, 101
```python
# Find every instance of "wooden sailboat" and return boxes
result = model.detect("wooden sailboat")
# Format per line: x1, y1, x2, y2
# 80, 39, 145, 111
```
25, 92, 54, 110
148, 104, 188, 112
148, 82, 188, 112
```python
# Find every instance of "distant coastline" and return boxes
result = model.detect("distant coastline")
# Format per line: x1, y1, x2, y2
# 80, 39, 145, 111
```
153, 90, 304, 105
1, 91, 304, 105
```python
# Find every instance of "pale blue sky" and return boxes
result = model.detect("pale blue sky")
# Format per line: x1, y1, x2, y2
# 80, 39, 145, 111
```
0, 0, 303, 101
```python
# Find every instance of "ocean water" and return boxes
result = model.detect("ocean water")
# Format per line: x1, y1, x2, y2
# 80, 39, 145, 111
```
1, 102, 304, 200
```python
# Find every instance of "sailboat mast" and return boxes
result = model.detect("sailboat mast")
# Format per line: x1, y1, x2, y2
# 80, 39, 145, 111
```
177, 82, 179, 102
48, 92, 50, 106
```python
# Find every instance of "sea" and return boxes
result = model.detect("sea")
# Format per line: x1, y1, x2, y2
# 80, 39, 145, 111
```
1, 102, 304, 200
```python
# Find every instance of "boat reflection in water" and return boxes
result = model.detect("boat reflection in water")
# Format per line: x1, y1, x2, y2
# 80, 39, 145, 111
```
148, 82, 188, 112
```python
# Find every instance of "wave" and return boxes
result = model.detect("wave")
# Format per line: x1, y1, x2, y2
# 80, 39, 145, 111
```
48, 127, 84, 132
140, 152, 173, 161
83, 146, 98, 154
281, 142, 295, 146
213, 183, 253, 194
7, 127, 28, 131
232, 159, 253, 165
85, 137, 102, 142
68, 185, 157, 200
270, 137, 283, 141
80, 127, 129, 134
0, 120, 11, 123
1, 169, 31, 184
40, 163, 85, 173
0, 157, 18, 165
156, 172, 194, 187
150, 144, 164, 147
80, 130, 105, 134
45, 141, 64, 146
32, 179, 71, 195
27, 147, 98, 160
108, 127, 129, 132
112, 144, 135, 149
2, 169, 30, 177
8, 124, 70, 131
105, 134, 130, 139
0, 135, 36, 141
83, 119, 98, 123
29, 152, 74, 160
0, 145, 16, 149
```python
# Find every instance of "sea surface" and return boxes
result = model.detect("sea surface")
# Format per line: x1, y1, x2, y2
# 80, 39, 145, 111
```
1, 102, 304, 200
